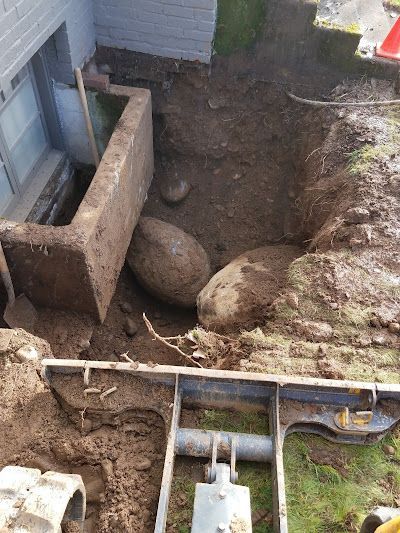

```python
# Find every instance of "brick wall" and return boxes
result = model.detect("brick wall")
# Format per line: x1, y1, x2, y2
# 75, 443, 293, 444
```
93, 0, 217, 63
0, 0, 95, 91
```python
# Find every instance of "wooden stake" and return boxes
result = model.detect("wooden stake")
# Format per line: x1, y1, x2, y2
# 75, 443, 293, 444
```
75, 67, 100, 168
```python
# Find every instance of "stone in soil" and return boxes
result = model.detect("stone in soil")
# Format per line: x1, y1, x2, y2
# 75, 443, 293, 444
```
294, 320, 334, 342
160, 177, 191, 204
382, 444, 396, 456
124, 317, 138, 337
197, 245, 301, 330
127, 217, 211, 308
345, 207, 370, 224
15, 345, 40, 362
132, 457, 152, 471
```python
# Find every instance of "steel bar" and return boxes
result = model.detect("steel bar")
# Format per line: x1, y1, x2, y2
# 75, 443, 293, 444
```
154, 376, 181, 533
270, 385, 288, 533
176, 428, 273, 463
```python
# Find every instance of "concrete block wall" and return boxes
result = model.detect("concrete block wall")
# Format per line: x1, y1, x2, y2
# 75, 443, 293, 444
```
93, 0, 217, 63
0, 0, 96, 92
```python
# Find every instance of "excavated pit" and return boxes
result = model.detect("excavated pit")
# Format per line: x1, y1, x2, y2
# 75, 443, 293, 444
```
1, 61, 399, 532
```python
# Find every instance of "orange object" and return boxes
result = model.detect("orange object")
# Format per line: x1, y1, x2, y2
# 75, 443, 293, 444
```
376, 17, 400, 61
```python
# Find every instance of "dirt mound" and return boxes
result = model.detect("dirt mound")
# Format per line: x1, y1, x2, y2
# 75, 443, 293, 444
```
197, 245, 302, 331
0, 356, 166, 532
127, 217, 211, 308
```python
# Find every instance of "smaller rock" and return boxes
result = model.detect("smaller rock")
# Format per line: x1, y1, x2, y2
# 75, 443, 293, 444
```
356, 333, 372, 347
227, 208, 235, 218
294, 320, 333, 342
79, 339, 91, 351
101, 459, 114, 481
160, 178, 191, 204
213, 168, 222, 176
133, 457, 152, 471
81, 418, 93, 433
120, 301, 133, 314
285, 292, 299, 310
124, 318, 138, 337
372, 332, 390, 346
232, 173, 242, 180
345, 207, 370, 225
382, 444, 395, 456
388, 322, 400, 334
15, 345, 39, 363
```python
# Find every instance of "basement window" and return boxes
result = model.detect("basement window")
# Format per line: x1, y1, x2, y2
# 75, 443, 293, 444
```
0, 62, 51, 218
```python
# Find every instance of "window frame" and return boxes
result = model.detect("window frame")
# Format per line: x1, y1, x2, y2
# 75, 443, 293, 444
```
0, 61, 51, 218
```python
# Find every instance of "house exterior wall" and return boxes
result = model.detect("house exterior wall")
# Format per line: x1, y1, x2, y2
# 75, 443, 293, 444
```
0, 0, 96, 91
93, 0, 217, 63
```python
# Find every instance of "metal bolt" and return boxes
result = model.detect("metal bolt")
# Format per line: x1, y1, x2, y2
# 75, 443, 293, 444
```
217, 523, 227, 532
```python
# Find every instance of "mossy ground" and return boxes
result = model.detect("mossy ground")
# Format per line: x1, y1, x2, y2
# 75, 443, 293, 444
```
386, 0, 400, 8
168, 411, 400, 532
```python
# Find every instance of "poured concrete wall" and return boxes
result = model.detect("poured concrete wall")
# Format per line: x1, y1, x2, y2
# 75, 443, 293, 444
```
0, 0, 95, 92
93, 0, 217, 63
0, 86, 153, 322
54, 83, 127, 165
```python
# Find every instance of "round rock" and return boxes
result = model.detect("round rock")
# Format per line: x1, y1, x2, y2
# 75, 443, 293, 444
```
197, 245, 301, 330
127, 217, 211, 308
160, 178, 191, 204
124, 317, 138, 337
15, 345, 40, 363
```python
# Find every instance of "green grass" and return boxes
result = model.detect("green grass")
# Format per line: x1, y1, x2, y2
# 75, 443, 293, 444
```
386, 0, 400, 8
285, 433, 400, 532
200, 408, 269, 435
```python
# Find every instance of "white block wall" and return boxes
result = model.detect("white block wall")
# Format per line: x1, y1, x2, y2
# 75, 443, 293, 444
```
93, 0, 217, 63
0, 0, 96, 92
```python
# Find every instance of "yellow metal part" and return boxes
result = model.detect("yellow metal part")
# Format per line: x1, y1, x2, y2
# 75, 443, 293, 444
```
338, 407, 350, 427
376, 516, 400, 533
352, 411, 374, 425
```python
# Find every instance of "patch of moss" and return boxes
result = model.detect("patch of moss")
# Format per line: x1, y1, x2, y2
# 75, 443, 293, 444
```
347, 145, 383, 175
386, 0, 400, 7
200, 408, 268, 435
214, 0, 265, 56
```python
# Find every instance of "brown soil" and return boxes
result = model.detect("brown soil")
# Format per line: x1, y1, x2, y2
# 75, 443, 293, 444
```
0, 337, 167, 532
307, 442, 349, 479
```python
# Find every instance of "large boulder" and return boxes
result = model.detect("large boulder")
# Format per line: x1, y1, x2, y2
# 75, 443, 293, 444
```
197, 245, 301, 330
127, 217, 211, 308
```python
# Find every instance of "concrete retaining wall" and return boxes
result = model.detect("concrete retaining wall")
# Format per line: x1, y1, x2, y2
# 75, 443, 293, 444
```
93, 0, 217, 63
54, 83, 127, 164
0, 0, 95, 91
0, 86, 153, 322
